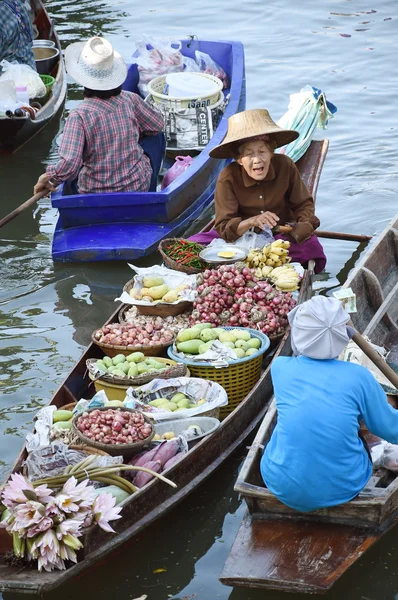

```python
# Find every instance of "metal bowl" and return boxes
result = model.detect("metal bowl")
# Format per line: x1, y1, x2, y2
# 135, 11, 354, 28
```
33, 46, 59, 75
32, 40, 55, 49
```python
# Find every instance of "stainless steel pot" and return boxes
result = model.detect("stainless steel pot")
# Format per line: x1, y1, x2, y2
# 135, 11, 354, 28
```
33, 47, 60, 75
32, 40, 56, 49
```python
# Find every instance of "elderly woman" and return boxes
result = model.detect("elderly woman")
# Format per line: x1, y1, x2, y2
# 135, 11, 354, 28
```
261, 296, 398, 512
190, 108, 326, 273
34, 37, 164, 196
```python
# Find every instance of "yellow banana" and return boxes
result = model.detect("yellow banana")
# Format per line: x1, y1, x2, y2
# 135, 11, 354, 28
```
261, 265, 274, 277
271, 239, 284, 248
255, 267, 263, 278
270, 247, 289, 256
262, 245, 271, 257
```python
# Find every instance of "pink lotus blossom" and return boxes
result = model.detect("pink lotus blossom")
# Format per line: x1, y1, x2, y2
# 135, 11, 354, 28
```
61, 477, 94, 508
11, 501, 45, 533
2, 474, 52, 509
54, 494, 79, 514
26, 516, 53, 538
55, 519, 83, 541
92, 492, 122, 533
32, 530, 61, 572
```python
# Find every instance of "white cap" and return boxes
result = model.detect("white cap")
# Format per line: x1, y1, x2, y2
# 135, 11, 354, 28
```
288, 295, 352, 360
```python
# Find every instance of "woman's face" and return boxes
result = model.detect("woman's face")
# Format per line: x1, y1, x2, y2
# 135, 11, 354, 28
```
237, 140, 273, 181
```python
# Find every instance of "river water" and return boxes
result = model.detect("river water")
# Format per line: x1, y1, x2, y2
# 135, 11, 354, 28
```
1, 0, 398, 598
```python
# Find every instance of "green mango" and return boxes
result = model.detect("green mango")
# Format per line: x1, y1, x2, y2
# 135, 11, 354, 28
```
245, 348, 258, 356
176, 339, 203, 355
103, 356, 113, 368
137, 363, 149, 374
126, 352, 145, 363
53, 420, 72, 430
177, 398, 190, 408
149, 398, 169, 407
170, 392, 187, 403
113, 369, 127, 377
121, 361, 131, 374
112, 354, 126, 366
222, 341, 235, 349
176, 327, 202, 343
191, 323, 213, 331
200, 329, 218, 342
247, 337, 261, 350
127, 363, 138, 377
95, 360, 107, 372
233, 348, 246, 359
235, 339, 249, 351
231, 329, 251, 341
53, 410, 74, 423
198, 342, 213, 355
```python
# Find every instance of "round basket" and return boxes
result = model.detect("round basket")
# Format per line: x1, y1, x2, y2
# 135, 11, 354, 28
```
91, 330, 174, 357
167, 327, 270, 419
86, 357, 188, 387
122, 277, 192, 317
158, 238, 206, 275
72, 407, 155, 457
148, 72, 223, 108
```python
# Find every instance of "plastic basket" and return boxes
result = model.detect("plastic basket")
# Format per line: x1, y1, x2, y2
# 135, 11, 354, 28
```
148, 73, 223, 108
39, 74, 55, 90
167, 327, 270, 419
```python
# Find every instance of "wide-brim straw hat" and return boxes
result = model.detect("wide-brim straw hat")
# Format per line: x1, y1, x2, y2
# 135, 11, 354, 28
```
288, 296, 353, 360
209, 108, 299, 159
64, 37, 127, 91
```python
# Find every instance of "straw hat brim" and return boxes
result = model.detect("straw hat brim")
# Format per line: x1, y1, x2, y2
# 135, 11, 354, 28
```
209, 128, 299, 159
64, 42, 128, 91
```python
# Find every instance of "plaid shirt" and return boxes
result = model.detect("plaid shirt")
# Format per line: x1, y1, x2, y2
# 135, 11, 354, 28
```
0, 0, 36, 71
47, 91, 164, 194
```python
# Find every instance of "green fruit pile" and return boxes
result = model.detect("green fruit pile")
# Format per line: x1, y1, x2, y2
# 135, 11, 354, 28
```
95, 352, 169, 379
176, 324, 261, 359
148, 392, 206, 413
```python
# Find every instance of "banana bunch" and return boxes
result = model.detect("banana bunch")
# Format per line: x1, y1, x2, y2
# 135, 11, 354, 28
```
247, 239, 292, 276
269, 264, 301, 292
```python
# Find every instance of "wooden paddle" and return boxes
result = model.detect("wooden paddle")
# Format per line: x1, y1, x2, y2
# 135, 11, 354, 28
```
277, 225, 372, 243
0, 190, 49, 229
349, 328, 398, 391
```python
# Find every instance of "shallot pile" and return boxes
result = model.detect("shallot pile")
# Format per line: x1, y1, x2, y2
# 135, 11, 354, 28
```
76, 409, 153, 445
94, 321, 175, 347
122, 305, 191, 335
191, 263, 297, 337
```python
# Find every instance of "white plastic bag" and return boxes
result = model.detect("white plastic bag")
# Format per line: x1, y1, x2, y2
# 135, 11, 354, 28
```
371, 440, 398, 472
208, 228, 275, 252
0, 60, 46, 98
182, 56, 201, 72
132, 36, 184, 97
194, 51, 229, 89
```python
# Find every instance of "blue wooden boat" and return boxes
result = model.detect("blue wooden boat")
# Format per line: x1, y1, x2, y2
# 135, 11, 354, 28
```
51, 39, 246, 262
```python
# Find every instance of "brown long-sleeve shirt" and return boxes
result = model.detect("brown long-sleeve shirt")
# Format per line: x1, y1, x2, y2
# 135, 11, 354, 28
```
214, 153, 319, 242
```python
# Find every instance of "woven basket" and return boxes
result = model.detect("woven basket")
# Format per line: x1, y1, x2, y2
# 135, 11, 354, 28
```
86, 357, 187, 387
62, 402, 77, 412
91, 330, 174, 357
69, 444, 110, 456
167, 327, 270, 419
123, 277, 192, 317
148, 73, 223, 108
158, 238, 206, 275
72, 407, 155, 457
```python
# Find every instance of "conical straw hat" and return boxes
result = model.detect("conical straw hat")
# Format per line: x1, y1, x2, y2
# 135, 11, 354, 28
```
209, 108, 299, 159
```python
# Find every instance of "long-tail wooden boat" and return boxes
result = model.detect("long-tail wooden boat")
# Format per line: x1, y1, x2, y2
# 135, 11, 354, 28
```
0, 0, 67, 153
0, 141, 327, 595
50, 39, 246, 263
219, 212, 398, 594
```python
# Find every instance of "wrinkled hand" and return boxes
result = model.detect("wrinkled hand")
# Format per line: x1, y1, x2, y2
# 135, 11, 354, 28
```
290, 221, 314, 244
34, 173, 58, 196
247, 211, 280, 231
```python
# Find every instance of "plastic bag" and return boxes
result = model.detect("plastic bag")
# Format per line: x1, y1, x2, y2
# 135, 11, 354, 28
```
0, 60, 46, 98
371, 440, 398, 472
194, 51, 229, 89
161, 155, 193, 190
182, 56, 201, 72
125, 376, 228, 421
208, 228, 275, 252
132, 36, 184, 97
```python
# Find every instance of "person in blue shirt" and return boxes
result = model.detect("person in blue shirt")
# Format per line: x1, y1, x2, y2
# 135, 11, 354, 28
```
0, 0, 36, 73
260, 295, 398, 513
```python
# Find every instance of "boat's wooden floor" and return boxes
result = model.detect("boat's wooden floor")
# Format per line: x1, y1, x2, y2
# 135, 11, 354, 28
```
220, 512, 396, 594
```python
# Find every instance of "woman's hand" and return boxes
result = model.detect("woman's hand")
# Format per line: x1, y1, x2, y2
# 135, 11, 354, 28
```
248, 211, 280, 230
33, 173, 58, 196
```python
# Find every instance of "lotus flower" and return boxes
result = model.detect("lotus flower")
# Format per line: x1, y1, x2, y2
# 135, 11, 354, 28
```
92, 492, 122, 533
26, 516, 53, 538
55, 518, 83, 541
60, 477, 95, 508
11, 501, 46, 534
2, 474, 52, 509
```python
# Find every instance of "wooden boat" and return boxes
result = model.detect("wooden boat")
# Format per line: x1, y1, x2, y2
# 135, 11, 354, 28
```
220, 212, 398, 594
50, 39, 246, 263
0, 141, 327, 595
0, 0, 67, 153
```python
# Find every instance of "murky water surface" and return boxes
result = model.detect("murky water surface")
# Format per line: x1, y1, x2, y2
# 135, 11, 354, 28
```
1, 0, 398, 598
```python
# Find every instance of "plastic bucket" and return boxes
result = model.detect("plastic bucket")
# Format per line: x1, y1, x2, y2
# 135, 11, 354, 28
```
166, 72, 221, 99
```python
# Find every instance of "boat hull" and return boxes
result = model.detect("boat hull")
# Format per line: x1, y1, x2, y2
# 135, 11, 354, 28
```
0, 0, 67, 153
51, 39, 246, 262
